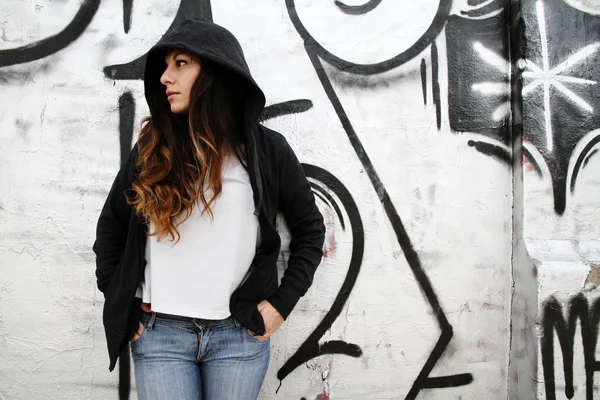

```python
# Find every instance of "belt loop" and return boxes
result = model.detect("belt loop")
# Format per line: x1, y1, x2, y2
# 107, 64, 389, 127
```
146, 312, 157, 330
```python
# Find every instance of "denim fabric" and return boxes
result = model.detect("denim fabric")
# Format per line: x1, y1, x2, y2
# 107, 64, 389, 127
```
131, 311, 270, 400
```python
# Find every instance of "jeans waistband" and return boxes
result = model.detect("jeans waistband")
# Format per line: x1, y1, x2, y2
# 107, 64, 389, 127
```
141, 311, 233, 330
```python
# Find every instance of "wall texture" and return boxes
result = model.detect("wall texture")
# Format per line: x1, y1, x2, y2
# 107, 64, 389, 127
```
0, 0, 596, 399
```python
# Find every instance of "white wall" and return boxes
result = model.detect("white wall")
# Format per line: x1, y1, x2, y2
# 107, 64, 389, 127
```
1, 1, 516, 399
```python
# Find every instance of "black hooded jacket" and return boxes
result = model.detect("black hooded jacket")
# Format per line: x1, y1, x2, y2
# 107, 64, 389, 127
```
93, 18, 325, 371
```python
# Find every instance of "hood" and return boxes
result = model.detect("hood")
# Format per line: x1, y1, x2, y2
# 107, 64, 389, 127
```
143, 18, 266, 125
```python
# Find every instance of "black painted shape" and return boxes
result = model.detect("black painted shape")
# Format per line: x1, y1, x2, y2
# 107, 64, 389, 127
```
285, 0, 452, 75
420, 59, 427, 105
422, 374, 474, 388
521, 0, 600, 214
540, 294, 600, 400
467, 140, 511, 164
118, 344, 131, 400
522, 146, 543, 177
123, 0, 134, 33
294, 41, 471, 398
260, 100, 313, 122
461, 0, 504, 18
584, 149, 598, 169
104, 0, 213, 80
311, 183, 346, 230
334, 0, 383, 15
0, 0, 101, 67
276, 164, 364, 382
117, 91, 135, 400
445, 12, 510, 144
569, 134, 600, 193
312, 191, 331, 211
431, 42, 441, 130
119, 91, 136, 167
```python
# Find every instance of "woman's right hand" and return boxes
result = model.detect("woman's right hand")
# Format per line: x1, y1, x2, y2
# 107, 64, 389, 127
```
130, 302, 152, 343
130, 321, 144, 343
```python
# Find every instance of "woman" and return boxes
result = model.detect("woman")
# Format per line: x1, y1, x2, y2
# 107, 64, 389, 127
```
93, 18, 325, 400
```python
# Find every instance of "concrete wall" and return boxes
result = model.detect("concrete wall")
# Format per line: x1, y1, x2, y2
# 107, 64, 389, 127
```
2, 0, 594, 399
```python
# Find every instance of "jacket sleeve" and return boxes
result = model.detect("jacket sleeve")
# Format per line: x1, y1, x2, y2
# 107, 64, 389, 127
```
267, 139, 326, 319
92, 145, 138, 294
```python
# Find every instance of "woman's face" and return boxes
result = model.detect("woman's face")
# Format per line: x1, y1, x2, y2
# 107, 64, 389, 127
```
160, 49, 202, 114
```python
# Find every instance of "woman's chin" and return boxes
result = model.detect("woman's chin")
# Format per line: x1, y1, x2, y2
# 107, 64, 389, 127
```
170, 104, 189, 115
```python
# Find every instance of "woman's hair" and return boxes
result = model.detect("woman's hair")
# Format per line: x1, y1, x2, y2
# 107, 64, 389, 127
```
128, 58, 247, 243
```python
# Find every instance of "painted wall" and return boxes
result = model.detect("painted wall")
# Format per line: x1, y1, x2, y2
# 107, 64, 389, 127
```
519, 0, 600, 399
2, 0, 594, 399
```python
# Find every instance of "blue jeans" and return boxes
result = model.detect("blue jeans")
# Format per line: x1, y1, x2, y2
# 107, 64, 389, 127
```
131, 311, 270, 400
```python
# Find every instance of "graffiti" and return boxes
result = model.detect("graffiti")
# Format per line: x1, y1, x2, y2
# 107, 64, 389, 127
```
119, 91, 136, 168
445, 3, 510, 151
334, 0, 382, 16
260, 100, 314, 122
284, 0, 473, 398
122, 0, 134, 33
522, 0, 600, 214
0, 0, 101, 67
277, 164, 364, 383
540, 293, 600, 400
0, 0, 529, 397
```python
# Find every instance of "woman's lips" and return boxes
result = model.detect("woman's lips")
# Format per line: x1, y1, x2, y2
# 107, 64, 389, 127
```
167, 93, 179, 101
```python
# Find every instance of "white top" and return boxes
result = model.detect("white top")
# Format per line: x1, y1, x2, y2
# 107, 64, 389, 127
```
135, 155, 260, 319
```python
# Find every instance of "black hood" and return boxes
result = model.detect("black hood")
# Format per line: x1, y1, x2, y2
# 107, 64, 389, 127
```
143, 18, 266, 124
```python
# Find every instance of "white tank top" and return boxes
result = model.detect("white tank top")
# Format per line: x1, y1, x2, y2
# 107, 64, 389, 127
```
136, 155, 260, 319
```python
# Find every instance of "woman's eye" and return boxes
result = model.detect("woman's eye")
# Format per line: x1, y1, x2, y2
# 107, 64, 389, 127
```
176, 60, 187, 67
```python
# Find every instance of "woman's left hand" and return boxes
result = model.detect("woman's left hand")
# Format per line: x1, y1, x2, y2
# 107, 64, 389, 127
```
254, 300, 283, 341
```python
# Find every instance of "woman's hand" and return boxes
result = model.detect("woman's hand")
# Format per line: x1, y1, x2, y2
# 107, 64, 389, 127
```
253, 300, 283, 341
130, 302, 152, 343
130, 321, 144, 343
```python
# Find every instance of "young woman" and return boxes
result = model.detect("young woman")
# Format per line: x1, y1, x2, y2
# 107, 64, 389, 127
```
93, 18, 325, 400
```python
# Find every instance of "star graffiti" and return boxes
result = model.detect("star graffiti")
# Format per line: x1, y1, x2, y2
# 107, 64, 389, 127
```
520, 0, 600, 214
521, 0, 599, 153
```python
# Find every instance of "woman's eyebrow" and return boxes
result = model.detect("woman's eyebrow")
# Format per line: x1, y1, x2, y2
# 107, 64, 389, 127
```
165, 51, 189, 63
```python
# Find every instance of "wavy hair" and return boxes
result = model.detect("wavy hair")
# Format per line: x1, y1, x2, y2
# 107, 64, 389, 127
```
127, 59, 247, 243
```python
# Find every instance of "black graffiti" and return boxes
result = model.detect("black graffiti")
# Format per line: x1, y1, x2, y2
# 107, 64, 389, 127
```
460, 0, 505, 18
284, 1, 473, 398
277, 164, 364, 384
540, 293, 600, 400
420, 59, 427, 105
118, 349, 131, 400
0, 0, 101, 68
123, 0, 134, 33
119, 91, 136, 167
334, 0, 383, 16
260, 100, 313, 122
520, 0, 600, 214
467, 140, 511, 165
286, 0, 451, 76
523, 146, 542, 177
431, 41, 441, 130
570, 134, 600, 194
445, 10, 510, 145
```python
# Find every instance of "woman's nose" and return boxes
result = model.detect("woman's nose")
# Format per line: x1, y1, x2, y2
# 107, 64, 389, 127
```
160, 68, 173, 86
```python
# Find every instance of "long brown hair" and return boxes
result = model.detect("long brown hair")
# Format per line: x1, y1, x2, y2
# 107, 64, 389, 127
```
128, 58, 248, 243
